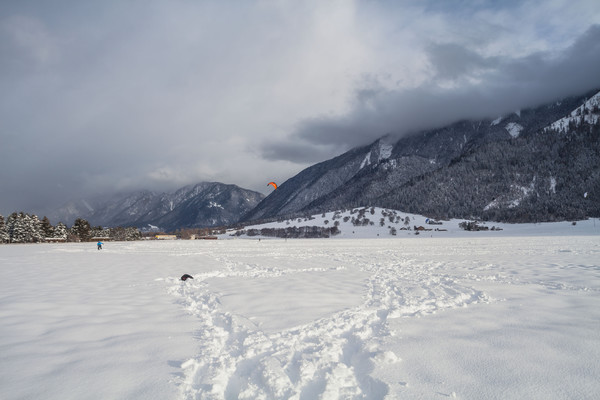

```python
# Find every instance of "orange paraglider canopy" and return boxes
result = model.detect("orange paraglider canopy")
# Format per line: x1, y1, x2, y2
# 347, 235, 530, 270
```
267, 182, 278, 190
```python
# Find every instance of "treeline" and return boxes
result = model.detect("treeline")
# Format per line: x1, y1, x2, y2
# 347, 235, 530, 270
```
458, 221, 502, 231
0, 213, 141, 244
234, 225, 341, 239
170, 227, 227, 239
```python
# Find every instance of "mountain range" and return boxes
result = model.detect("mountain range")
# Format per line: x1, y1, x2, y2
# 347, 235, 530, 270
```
49, 182, 264, 231
50, 87, 600, 229
244, 88, 600, 223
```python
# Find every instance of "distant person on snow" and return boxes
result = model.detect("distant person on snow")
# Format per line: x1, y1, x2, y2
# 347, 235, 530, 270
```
97, 241, 103, 250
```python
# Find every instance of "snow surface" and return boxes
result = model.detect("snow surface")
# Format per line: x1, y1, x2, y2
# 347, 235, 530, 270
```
504, 122, 523, 138
359, 142, 393, 171
483, 182, 536, 211
360, 152, 372, 169
378, 142, 393, 162
227, 207, 600, 239
1, 218, 600, 399
546, 90, 600, 133
209, 202, 224, 209
550, 176, 557, 194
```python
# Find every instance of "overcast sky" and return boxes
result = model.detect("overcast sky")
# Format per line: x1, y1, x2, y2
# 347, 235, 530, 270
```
1, 0, 600, 216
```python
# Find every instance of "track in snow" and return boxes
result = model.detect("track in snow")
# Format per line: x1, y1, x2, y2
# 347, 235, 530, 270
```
167, 243, 490, 399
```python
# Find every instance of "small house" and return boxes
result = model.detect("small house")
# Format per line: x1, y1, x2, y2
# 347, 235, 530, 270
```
155, 234, 178, 240
45, 237, 67, 243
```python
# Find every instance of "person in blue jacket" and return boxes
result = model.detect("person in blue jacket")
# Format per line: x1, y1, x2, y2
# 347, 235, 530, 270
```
97, 241, 103, 250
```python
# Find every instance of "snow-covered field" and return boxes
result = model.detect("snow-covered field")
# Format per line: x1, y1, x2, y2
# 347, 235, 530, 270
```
1, 226, 599, 399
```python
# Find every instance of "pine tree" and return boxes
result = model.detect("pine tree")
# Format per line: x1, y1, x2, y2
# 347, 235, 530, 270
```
5, 213, 16, 242
28, 214, 45, 243
0, 215, 9, 243
7, 212, 27, 243
125, 227, 141, 241
40, 216, 54, 239
53, 222, 68, 240
22, 214, 33, 242
71, 218, 91, 241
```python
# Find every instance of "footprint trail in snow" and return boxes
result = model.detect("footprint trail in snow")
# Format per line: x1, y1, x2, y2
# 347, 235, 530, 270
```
167, 247, 490, 400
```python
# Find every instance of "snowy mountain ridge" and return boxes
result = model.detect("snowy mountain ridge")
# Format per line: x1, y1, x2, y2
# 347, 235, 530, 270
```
49, 182, 264, 230
49, 88, 600, 229
546, 90, 600, 133
243, 87, 600, 224
242, 137, 397, 222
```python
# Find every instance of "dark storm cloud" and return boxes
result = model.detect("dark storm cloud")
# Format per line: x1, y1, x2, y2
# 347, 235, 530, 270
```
261, 25, 600, 162
426, 43, 497, 80
259, 140, 339, 165
2, 0, 600, 216
0, 1, 268, 214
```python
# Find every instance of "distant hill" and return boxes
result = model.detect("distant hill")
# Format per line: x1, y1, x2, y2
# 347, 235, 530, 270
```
227, 206, 600, 239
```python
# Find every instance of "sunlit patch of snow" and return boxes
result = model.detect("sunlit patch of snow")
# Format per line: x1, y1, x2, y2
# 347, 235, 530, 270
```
378, 142, 393, 161
505, 122, 523, 138
550, 177, 557, 194
546, 91, 600, 133
483, 199, 499, 211
360, 151, 372, 169
484, 180, 536, 211
381, 159, 397, 171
